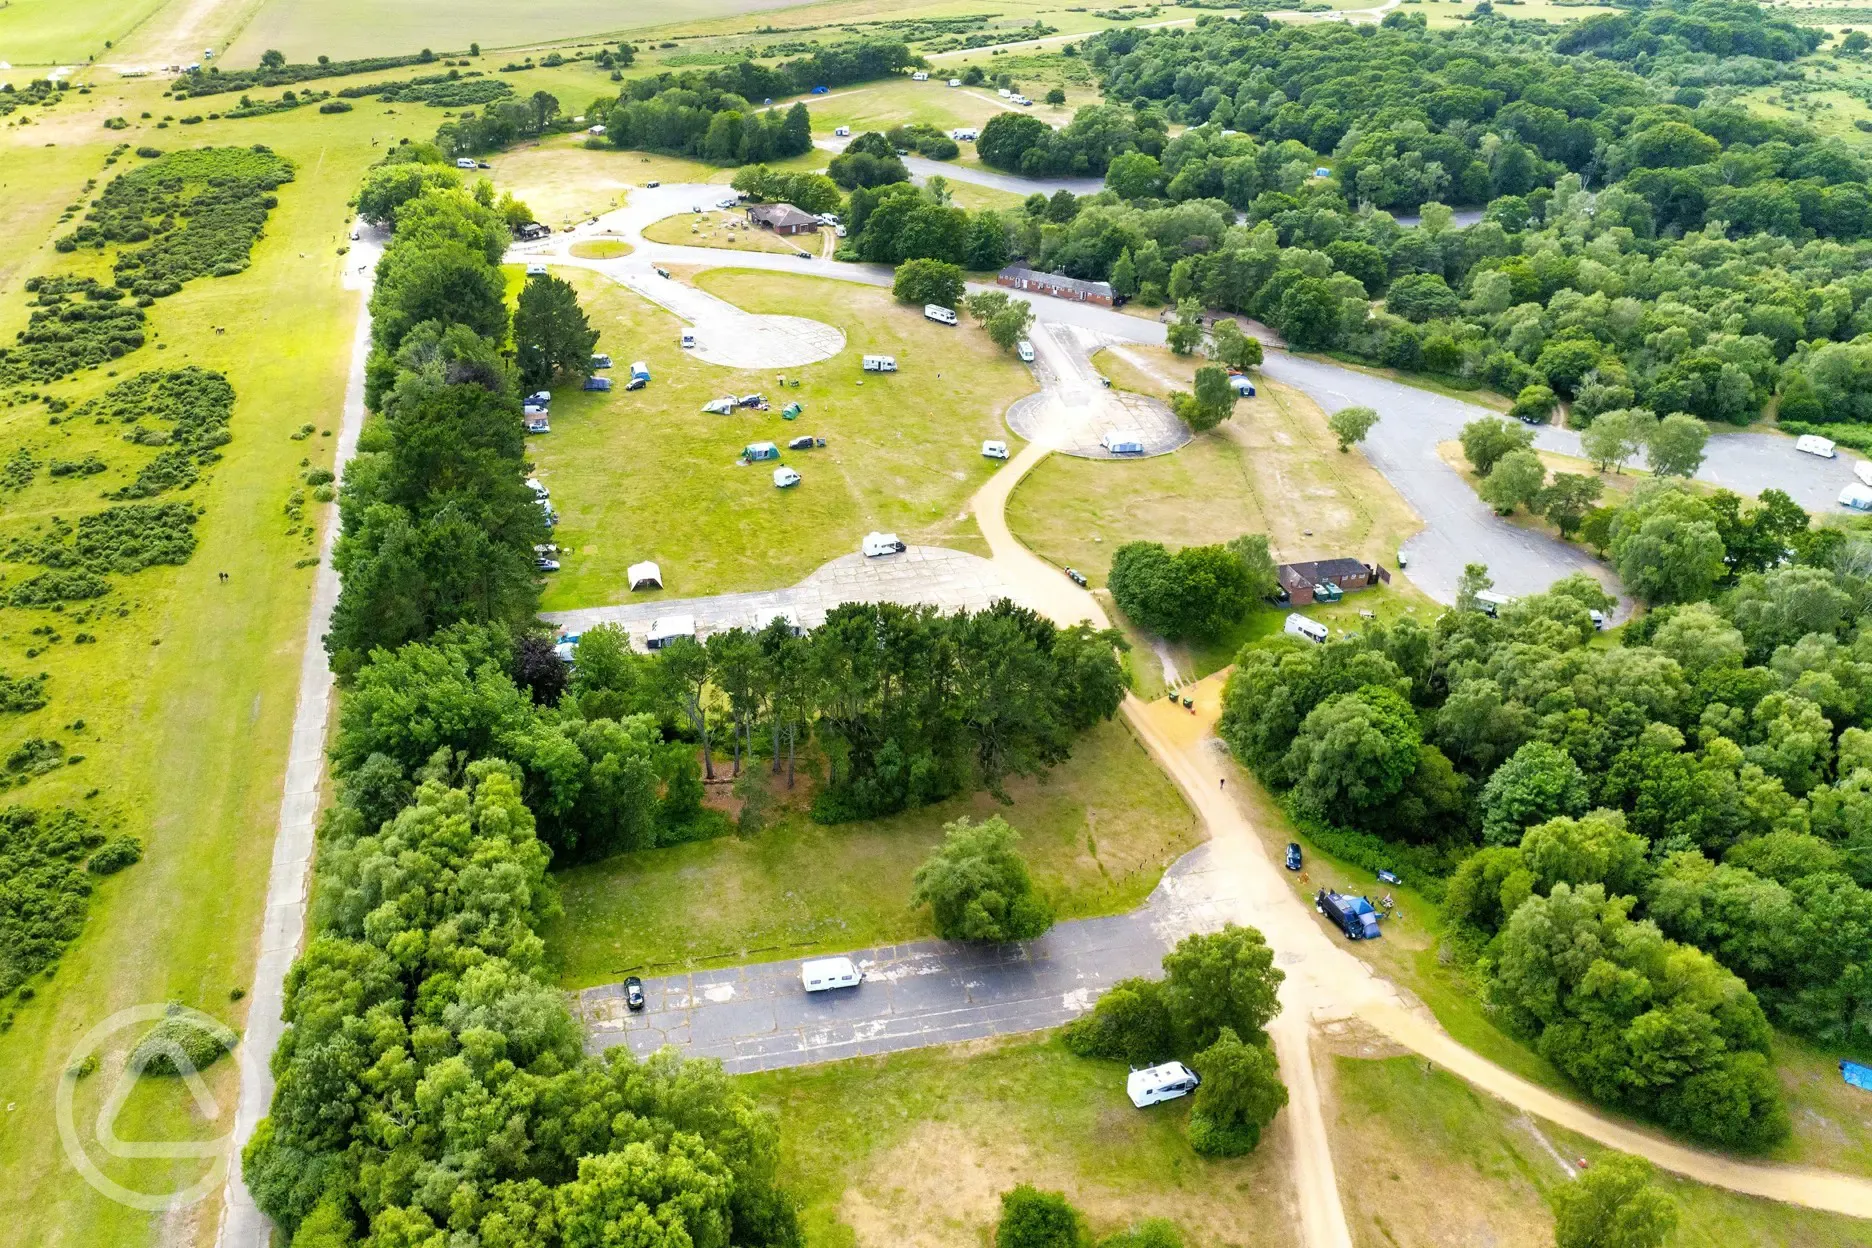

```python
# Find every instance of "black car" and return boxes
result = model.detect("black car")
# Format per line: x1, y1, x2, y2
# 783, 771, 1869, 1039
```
625, 976, 645, 1011
1285, 843, 1303, 871
1066, 567, 1088, 587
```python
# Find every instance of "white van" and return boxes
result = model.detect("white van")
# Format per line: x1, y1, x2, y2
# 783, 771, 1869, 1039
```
982, 440, 1009, 459
862, 531, 907, 557
1797, 433, 1838, 459
1016, 340, 1035, 363
773, 466, 801, 489
924, 304, 958, 326
862, 354, 898, 372
455, 157, 478, 170
1284, 613, 1327, 644
1126, 1061, 1200, 1108
680, 330, 696, 349
525, 261, 548, 277
801, 956, 861, 992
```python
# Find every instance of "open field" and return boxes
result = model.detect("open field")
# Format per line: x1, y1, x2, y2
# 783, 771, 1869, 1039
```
1326, 1048, 1872, 1247
810, 73, 1095, 141
530, 267, 1031, 610
1420, 0, 1617, 28
568, 238, 634, 259
0, 75, 407, 1248
545, 717, 1200, 986
746, 1032, 1296, 1248
0, 0, 168, 65
1228, 764, 1872, 1180
644, 209, 814, 254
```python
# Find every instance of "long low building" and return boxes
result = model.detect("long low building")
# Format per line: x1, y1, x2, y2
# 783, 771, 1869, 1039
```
1277, 558, 1388, 606
996, 265, 1116, 306
746, 202, 821, 235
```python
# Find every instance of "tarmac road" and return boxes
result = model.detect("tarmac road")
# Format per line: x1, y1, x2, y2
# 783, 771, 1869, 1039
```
578, 843, 1242, 1073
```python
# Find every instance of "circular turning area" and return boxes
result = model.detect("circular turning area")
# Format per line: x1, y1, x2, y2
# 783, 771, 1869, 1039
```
1006, 388, 1190, 459
687, 314, 846, 369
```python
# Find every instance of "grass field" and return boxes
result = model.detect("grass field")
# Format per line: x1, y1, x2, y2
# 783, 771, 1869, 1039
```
0, 0, 168, 65
545, 717, 1200, 986
1326, 1049, 1872, 1247
530, 267, 1031, 610
485, 135, 810, 230
568, 238, 634, 259
642, 209, 814, 254
0, 70, 430, 1248
746, 1032, 1295, 1248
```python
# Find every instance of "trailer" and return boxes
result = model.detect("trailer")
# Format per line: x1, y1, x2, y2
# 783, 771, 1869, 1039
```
862, 354, 898, 372
1316, 890, 1382, 940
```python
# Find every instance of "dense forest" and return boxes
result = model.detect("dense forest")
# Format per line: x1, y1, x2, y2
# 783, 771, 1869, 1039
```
1219, 478, 1872, 1146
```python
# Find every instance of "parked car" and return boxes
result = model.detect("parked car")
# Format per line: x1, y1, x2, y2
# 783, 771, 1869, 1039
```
625, 976, 645, 1011
787, 435, 826, 450
626, 375, 647, 391
1285, 843, 1302, 871
536, 557, 561, 572
1066, 567, 1088, 588
645, 180, 661, 188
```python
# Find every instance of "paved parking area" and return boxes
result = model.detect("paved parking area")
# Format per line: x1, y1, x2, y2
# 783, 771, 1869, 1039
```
545, 545, 1014, 645
577, 843, 1242, 1072
1005, 322, 1189, 459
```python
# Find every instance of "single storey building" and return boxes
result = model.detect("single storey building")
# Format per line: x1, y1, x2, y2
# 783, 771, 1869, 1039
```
996, 266, 1115, 306
746, 203, 821, 235
1276, 558, 1387, 606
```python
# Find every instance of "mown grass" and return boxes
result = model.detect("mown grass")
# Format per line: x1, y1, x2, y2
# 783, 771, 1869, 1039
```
1328, 1052, 1872, 1246
642, 209, 812, 254
546, 716, 1200, 986
0, 73, 412, 1248
744, 1031, 1295, 1248
530, 267, 1031, 609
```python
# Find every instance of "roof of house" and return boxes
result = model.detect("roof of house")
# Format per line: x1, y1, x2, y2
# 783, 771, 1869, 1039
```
747, 202, 819, 229
998, 266, 1115, 297
1278, 558, 1371, 588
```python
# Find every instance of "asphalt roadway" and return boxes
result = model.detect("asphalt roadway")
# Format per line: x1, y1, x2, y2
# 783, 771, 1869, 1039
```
577, 842, 1243, 1073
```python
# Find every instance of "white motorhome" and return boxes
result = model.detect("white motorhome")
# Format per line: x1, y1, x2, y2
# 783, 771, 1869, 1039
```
1126, 1061, 1200, 1108
1842, 483, 1872, 512
1016, 340, 1035, 363
646, 615, 697, 650
982, 440, 1010, 459
801, 957, 861, 992
1284, 613, 1328, 644
525, 261, 548, 277
862, 531, 907, 557
833, 125, 851, 137
1797, 433, 1838, 459
862, 354, 898, 372
924, 304, 958, 325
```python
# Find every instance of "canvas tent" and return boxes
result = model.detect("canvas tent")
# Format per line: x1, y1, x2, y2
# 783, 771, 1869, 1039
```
744, 441, 780, 461
703, 397, 736, 414
627, 561, 663, 591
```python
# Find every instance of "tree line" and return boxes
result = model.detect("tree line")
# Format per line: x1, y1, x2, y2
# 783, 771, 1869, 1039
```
1218, 484, 1872, 1147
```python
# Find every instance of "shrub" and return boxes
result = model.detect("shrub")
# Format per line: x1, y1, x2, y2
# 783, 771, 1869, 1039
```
1186, 1027, 1287, 1156
891, 257, 964, 307
86, 836, 142, 874
1061, 976, 1175, 1065
11, 571, 110, 607
0, 806, 109, 994
0, 671, 50, 714
317, 99, 353, 114
128, 1010, 237, 1075
996, 1186, 1083, 1248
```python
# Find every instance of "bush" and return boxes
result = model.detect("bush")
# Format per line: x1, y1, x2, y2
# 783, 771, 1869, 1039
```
86, 836, 143, 874
1186, 1027, 1287, 1157
317, 99, 353, 114
0, 671, 49, 714
996, 1186, 1083, 1248
1061, 976, 1174, 1064
1108, 540, 1258, 641
11, 571, 111, 607
128, 1010, 237, 1075
0, 806, 109, 995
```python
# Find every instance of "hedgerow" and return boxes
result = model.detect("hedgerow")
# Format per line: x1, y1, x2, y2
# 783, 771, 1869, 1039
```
337, 72, 512, 107
48, 456, 106, 478
173, 49, 441, 98
57, 146, 296, 298
0, 806, 116, 997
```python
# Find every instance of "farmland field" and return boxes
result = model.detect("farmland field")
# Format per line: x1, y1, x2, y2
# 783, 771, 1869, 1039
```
0, 0, 168, 65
